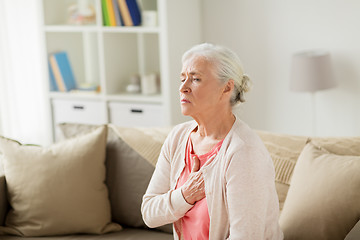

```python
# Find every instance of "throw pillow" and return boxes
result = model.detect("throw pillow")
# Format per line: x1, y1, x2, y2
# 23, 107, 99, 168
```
311, 136, 360, 155
0, 126, 122, 237
58, 123, 173, 234
255, 130, 308, 210
0, 156, 6, 227
279, 142, 360, 240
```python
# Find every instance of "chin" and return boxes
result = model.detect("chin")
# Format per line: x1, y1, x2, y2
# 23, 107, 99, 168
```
180, 107, 192, 116
181, 110, 191, 116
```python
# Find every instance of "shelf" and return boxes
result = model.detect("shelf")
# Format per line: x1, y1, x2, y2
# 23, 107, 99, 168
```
102, 26, 160, 34
49, 91, 104, 100
44, 25, 160, 34
106, 94, 162, 103
49, 92, 162, 104
43, 0, 203, 141
44, 25, 98, 33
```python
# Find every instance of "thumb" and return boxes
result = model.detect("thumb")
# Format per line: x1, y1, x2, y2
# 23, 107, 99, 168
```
191, 156, 200, 172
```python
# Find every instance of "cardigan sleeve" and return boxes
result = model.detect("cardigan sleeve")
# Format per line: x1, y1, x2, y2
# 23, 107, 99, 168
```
141, 128, 193, 228
225, 146, 279, 239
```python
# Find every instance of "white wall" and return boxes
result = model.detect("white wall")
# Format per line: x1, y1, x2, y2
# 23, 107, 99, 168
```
203, 0, 360, 137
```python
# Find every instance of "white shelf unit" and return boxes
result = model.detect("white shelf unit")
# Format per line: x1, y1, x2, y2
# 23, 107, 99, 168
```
40, 0, 203, 141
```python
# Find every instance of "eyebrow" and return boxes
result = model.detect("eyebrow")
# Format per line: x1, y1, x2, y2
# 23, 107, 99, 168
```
180, 71, 203, 76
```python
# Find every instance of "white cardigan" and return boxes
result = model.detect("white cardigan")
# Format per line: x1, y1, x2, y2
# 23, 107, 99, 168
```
141, 118, 283, 240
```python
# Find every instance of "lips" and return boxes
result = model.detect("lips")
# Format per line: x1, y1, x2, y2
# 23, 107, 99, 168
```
181, 98, 191, 103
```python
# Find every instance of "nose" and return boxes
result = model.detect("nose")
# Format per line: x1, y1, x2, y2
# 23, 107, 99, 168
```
179, 77, 191, 93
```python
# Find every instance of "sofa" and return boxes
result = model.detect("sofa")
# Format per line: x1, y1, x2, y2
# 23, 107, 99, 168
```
0, 123, 359, 239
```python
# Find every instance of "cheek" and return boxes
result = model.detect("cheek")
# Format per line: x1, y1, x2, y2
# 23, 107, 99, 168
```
196, 84, 220, 98
192, 85, 205, 98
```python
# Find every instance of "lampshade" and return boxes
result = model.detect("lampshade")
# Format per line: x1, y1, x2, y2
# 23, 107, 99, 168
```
290, 50, 336, 92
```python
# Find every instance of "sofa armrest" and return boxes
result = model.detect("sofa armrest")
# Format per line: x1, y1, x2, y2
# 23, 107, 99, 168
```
0, 172, 8, 226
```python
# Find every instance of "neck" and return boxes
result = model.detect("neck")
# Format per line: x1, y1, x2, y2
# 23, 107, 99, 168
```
192, 108, 235, 140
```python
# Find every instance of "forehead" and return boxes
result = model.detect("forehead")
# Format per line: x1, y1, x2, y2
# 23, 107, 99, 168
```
181, 56, 212, 74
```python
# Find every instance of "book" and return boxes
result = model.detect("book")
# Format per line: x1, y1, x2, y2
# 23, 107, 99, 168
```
112, 0, 123, 26
48, 62, 58, 91
106, 0, 117, 26
126, 0, 141, 26
101, 0, 110, 26
117, 0, 133, 26
49, 52, 77, 92
49, 54, 66, 92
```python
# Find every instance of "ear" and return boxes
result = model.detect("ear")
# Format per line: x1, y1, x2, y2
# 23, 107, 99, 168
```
223, 80, 234, 95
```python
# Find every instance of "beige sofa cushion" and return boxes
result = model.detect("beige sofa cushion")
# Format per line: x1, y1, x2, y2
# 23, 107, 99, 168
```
311, 136, 360, 155
58, 123, 173, 234
0, 228, 173, 240
279, 142, 360, 240
255, 130, 308, 210
0, 126, 121, 237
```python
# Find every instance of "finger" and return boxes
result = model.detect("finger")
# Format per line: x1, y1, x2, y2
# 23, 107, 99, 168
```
191, 156, 200, 172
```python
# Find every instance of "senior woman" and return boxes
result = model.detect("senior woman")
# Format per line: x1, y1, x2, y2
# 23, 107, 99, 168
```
141, 43, 283, 240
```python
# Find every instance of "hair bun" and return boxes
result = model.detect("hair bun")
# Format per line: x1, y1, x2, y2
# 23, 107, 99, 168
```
235, 74, 252, 103
241, 74, 252, 93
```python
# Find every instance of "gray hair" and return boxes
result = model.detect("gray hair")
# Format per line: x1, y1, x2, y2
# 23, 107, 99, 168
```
182, 43, 251, 106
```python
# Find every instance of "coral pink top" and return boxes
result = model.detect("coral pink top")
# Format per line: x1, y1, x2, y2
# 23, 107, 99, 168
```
175, 136, 224, 240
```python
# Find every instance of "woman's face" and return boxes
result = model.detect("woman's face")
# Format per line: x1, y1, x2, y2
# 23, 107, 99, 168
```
179, 56, 227, 117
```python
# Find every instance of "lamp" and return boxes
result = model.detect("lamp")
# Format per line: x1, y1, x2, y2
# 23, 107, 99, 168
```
290, 50, 336, 135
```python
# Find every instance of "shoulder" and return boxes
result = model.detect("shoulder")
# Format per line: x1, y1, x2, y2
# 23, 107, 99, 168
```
161, 120, 196, 152
228, 118, 267, 153
166, 120, 196, 141
225, 119, 274, 174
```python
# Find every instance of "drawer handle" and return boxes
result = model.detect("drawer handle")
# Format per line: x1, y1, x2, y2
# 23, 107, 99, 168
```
131, 109, 143, 113
73, 105, 85, 110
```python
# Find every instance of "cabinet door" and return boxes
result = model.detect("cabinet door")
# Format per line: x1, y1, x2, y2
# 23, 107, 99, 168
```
109, 102, 164, 127
52, 99, 107, 125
